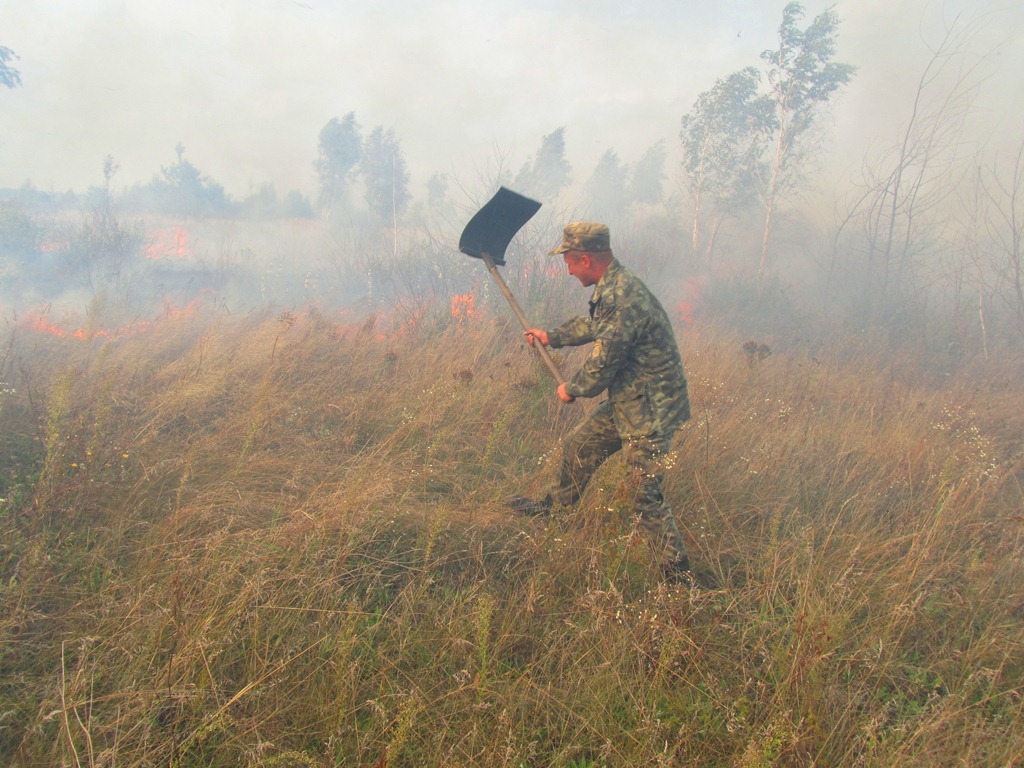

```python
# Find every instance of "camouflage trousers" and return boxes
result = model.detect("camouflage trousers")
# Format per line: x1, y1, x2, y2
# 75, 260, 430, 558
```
551, 401, 687, 566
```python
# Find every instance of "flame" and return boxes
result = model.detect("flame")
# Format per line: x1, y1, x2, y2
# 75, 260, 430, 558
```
145, 227, 192, 260
677, 300, 695, 325
24, 315, 83, 339
21, 296, 205, 341
158, 295, 204, 320
677, 275, 707, 326
325, 305, 428, 342
450, 292, 480, 325
41, 228, 190, 259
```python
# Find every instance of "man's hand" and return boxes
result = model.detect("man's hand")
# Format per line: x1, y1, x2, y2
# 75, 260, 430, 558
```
525, 328, 549, 347
556, 383, 575, 403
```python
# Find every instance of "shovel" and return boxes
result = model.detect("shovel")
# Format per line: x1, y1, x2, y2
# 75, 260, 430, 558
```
459, 187, 565, 385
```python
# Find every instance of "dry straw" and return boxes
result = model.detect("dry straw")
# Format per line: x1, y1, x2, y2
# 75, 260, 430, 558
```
1, 301, 1022, 766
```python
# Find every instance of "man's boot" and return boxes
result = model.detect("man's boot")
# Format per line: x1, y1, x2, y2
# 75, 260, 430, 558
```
507, 494, 553, 517
663, 554, 692, 584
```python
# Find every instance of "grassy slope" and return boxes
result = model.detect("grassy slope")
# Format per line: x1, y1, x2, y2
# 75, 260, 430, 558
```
1, 306, 1022, 767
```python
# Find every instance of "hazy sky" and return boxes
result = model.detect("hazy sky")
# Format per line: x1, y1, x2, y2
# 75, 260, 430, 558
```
2, 0, 1021, 201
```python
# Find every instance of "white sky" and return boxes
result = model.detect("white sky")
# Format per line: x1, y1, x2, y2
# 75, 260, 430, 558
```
1, 0, 1021, 201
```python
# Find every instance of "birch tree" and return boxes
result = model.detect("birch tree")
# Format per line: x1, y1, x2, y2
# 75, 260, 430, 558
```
680, 67, 771, 266
0, 45, 20, 89
361, 126, 411, 228
757, 2, 855, 277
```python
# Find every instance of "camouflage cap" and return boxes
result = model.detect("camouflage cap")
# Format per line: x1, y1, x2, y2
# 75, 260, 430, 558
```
549, 221, 611, 255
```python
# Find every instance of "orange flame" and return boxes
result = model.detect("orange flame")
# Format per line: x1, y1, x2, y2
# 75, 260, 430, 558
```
21, 296, 205, 341
145, 227, 192, 260
677, 275, 707, 326
450, 292, 480, 325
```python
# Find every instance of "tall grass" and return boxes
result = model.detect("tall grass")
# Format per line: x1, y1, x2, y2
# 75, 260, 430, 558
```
1, 298, 1022, 766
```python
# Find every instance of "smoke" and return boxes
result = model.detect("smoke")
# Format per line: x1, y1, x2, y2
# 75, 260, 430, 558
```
11, 0, 1018, 201
3, 0, 1023, 349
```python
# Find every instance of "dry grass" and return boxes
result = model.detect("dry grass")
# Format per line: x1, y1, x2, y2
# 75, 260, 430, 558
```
1, 300, 1022, 767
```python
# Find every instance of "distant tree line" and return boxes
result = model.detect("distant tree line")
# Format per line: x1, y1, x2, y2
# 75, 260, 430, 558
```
118, 143, 314, 220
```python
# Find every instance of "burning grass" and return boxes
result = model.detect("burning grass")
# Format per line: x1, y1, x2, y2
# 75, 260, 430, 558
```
1, 303, 1023, 766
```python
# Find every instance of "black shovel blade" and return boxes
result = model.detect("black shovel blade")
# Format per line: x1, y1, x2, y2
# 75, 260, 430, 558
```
459, 187, 541, 266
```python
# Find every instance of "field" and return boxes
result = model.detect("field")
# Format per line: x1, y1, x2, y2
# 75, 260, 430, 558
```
1, 223, 1023, 767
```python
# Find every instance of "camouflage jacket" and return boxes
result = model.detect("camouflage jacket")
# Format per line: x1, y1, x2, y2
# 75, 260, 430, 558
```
547, 258, 690, 437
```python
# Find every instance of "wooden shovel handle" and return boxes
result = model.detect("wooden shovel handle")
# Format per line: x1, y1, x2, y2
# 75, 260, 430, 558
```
481, 253, 565, 386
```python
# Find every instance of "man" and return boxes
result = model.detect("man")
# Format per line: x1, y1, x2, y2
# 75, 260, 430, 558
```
509, 221, 692, 579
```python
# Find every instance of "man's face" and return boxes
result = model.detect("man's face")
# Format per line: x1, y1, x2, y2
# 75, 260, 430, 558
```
564, 252, 595, 287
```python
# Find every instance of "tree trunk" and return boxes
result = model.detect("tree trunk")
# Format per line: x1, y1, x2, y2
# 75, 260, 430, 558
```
759, 117, 786, 281
691, 186, 702, 252
759, 44, 787, 282
706, 212, 725, 271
